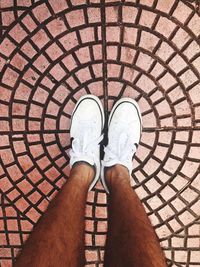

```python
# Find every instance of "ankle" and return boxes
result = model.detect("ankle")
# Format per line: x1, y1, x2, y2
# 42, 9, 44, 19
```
105, 164, 131, 189
70, 162, 95, 185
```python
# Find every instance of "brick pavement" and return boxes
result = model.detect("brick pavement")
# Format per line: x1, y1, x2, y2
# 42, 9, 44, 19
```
0, 1, 200, 266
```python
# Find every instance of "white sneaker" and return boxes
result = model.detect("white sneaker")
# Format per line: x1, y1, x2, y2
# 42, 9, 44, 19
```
101, 98, 142, 193
70, 95, 105, 191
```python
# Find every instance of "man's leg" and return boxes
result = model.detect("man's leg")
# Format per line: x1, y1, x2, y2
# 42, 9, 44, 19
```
14, 163, 94, 267
104, 164, 167, 267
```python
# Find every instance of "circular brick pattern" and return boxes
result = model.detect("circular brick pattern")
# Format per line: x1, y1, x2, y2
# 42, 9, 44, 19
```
0, 1, 200, 266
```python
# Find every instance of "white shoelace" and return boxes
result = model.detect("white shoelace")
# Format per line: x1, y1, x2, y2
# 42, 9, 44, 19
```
103, 132, 137, 170
70, 121, 103, 164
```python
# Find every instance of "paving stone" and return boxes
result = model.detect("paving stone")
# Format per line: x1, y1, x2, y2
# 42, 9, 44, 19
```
0, 1, 200, 266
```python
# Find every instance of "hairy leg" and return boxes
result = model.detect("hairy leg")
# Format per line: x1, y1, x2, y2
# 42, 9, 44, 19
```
104, 165, 167, 267
14, 163, 94, 267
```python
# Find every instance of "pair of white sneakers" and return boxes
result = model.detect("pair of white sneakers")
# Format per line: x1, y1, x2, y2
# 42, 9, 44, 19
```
69, 95, 142, 193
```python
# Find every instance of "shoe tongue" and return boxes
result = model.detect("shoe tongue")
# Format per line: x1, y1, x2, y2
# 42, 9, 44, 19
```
79, 121, 93, 149
118, 132, 129, 154
118, 132, 136, 161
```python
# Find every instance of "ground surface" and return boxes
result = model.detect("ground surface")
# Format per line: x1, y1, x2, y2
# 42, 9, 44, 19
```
0, 0, 200, 266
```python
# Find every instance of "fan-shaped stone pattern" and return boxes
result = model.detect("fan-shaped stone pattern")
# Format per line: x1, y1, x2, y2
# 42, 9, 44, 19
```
0, 0, 200, 266
0, 0, 40, 37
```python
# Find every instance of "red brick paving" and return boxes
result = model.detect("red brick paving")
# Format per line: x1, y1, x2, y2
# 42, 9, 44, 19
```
0, 1, 200, 266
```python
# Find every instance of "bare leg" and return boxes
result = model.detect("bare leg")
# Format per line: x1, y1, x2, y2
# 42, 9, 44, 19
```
104, 165, 167, 267
14, 163, 94, 267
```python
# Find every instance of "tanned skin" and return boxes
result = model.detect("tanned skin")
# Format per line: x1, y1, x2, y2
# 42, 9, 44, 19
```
14, 163, 167, 267
14, 163, 94, 267
104, 165, 167, 267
